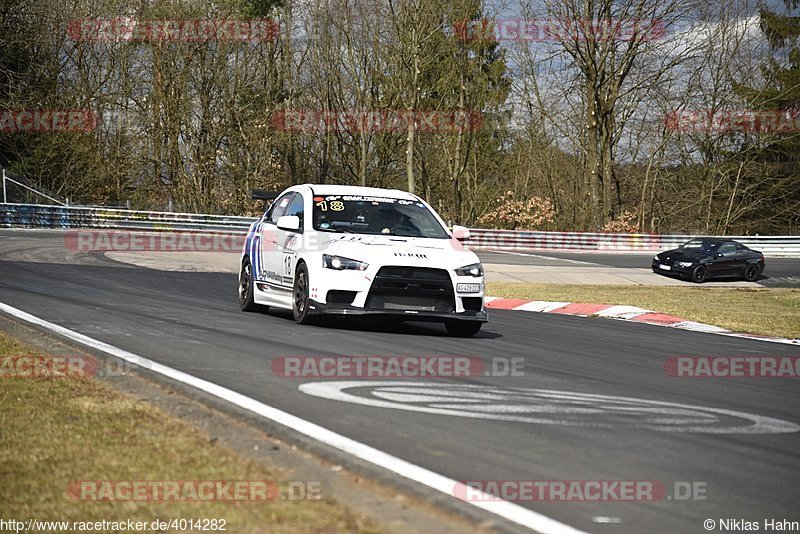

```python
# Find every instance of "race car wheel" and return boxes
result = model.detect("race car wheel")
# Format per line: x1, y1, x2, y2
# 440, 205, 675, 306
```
744, 263, 760, 282
445, 320, 482, 337
690, 265, 707, 284
239, 257, 267, 312
292, 262, 317, 325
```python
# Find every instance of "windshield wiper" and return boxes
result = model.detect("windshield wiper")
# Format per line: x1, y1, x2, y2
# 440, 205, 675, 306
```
316, 225, 357, 233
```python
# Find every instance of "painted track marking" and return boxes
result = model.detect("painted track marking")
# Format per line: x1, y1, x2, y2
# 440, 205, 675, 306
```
299, 382, 800, 434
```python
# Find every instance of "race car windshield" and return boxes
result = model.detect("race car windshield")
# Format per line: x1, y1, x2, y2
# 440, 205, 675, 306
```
682, 239, 720, 253
312, 195, 449, 238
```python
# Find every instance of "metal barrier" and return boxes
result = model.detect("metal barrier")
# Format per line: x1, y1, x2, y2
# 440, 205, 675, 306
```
2, 203, 799, 257
465, 229, 800, 257
0, 203, 255, 234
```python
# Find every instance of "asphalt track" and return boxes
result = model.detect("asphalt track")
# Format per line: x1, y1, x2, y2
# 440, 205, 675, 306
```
1, 230, 799, 533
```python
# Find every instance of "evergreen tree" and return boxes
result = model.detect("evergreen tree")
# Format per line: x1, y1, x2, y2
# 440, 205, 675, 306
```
733, 0, 800, 231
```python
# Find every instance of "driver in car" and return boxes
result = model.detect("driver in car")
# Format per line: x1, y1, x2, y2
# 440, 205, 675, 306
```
378, 207, 421, 235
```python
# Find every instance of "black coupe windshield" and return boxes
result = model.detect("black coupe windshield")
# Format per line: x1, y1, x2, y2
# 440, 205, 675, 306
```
312, 194, 449, 238
682, 239, 720, 253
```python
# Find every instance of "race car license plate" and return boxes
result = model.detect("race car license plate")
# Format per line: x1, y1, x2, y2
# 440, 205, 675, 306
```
659, 264, 671, 271
457, 283, 482, 293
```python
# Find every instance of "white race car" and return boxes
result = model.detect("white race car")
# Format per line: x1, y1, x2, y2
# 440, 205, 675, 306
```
238, 184, 487, 336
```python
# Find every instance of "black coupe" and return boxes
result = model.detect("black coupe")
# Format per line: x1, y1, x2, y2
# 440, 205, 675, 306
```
652, 238, 765, 283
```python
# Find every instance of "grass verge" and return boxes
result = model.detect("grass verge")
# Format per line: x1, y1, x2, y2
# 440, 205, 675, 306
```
0, 332, 381, 533
486, 282, 800, 339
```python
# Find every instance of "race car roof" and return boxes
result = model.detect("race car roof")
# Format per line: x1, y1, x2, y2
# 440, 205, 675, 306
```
303, 184, 418, 200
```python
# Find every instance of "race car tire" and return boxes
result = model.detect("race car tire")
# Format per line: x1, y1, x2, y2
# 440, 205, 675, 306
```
690, 265, 707, 284
744, 263, 760, 282
292, 262, 317, 325
445, 320, 482, 337
239, 257, 268, 312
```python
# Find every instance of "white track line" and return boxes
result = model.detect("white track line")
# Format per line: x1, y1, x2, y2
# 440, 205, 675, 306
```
0, 301, 587, 534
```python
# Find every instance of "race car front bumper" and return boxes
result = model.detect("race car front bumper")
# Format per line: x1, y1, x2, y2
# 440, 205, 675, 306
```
306, 299, 488, 322
651, 259, 694, 279
311, 264, 486, 321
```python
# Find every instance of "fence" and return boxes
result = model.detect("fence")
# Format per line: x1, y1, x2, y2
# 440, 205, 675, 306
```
2, 169, 69, 206
2, 202, 799, 257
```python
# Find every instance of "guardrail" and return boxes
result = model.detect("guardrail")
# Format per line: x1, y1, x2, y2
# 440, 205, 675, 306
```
0, 203, 255, 233
465, 229, 800, 257
2, 203, 799, 257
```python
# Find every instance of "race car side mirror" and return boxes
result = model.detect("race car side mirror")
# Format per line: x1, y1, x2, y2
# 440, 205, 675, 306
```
452, 225, 470, 240
277, 215, 301, 231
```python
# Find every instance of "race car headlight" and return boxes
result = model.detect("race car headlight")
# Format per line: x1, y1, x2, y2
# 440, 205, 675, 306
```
455, 263, 484, 277
677, 261, 694, 268
653, 254, 659, 260
323, 254, 368, 271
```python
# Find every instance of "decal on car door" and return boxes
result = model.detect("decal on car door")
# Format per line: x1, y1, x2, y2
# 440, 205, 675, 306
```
282, 252, 294, 282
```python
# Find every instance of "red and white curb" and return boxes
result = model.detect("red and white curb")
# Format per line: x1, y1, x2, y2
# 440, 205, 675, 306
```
485, 297, 800, 346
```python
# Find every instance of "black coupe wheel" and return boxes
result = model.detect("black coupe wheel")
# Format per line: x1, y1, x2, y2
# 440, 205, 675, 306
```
690, 265, 707, 284
292, 262, 317, 325
444, 320, 482, 337
239, 257, 267, 312
744, 263, 760, 282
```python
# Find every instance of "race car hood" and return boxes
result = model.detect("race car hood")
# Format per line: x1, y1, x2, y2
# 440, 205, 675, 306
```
318, 233, 479, 269
657, 249, 707, 262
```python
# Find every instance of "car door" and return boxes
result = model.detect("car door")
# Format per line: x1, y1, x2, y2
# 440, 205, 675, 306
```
734, 243, 751, 276
248, 210, 268, 286
258, 191, 295, 293
710, 242, 737, 277
275, 192, 306, 290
